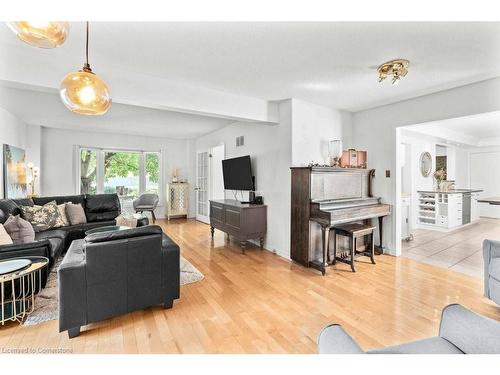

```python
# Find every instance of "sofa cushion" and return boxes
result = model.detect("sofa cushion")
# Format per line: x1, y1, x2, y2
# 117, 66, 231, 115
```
3, 215, 35, 244
56, 220, 117, 233
489, 258, 500, 282
0, 199, 24, 223
12, 198, 34, 207
65, 203, 87, 225
33, 195, 85, 207
35, 229, 68, 243
20, 201, 65, 232
0, 223, 13, 245
85, 225, 162, 244
47, 237, 64, 259
368, 337, 463, 354
84, 194, 120, 222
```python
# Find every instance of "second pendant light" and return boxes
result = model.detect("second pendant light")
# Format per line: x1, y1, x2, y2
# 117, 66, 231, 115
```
60, 22, 111, 115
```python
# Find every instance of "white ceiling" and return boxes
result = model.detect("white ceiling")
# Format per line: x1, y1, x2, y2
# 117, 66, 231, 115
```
1, 22, 499, 112
1, 22, 500, 139
0, 83, 233, 139
404, 111, 500, 147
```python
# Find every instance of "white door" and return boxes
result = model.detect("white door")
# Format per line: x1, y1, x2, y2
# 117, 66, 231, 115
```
210, 144, 225, 200
196, 150, 210, 223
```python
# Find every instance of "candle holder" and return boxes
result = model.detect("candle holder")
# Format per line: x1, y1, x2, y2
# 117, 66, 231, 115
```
26, 162, 39, 197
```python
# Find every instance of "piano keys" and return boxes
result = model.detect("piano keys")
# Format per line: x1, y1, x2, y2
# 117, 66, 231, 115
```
290, 166, 391, 275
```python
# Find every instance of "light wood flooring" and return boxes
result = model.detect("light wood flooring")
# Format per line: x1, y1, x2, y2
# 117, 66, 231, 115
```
402, 218, 500, 278
1, 218, 499, 354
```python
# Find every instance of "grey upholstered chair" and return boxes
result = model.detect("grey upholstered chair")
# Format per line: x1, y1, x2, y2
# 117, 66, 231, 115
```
133, 193, 159, 223
483, 239, 500, 305
318, 304, 500, 354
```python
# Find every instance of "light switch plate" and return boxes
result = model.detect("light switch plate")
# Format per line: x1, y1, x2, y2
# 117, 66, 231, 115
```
386, 170, 391, 178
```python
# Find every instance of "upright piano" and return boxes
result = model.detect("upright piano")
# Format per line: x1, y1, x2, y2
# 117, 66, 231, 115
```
290, 166, 391, 275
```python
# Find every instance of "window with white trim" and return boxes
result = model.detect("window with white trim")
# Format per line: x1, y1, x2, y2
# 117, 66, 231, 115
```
78, 147, 162, 206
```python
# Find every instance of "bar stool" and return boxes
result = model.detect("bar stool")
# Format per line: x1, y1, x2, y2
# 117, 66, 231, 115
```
333, 223, 376, 272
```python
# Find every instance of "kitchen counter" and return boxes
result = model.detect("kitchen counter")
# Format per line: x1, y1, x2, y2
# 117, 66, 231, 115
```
417, 189, 483, 194
478, 197, 500, 205
417, 190, 481, 230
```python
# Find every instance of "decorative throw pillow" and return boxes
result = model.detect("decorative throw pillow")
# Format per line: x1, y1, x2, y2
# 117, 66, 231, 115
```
20, 200, 65, 232
3, 215, 35, 244
65, 203, 87, 225
115, 214, 138, 228
0, 223, 13, 246
58, 203, 70, 226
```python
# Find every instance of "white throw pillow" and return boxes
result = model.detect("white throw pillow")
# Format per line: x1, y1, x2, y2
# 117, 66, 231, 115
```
65, 203, 87, 225
0, 223, 13, 246
115, 214, 138, 228
58, 203, 70, 226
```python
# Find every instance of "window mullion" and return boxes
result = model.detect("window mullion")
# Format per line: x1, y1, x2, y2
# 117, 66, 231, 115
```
97, 150, 104, 194
139, 152, 146, 195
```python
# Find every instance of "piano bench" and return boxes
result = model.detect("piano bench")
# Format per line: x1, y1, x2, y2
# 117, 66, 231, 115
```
333, 223, 376, 272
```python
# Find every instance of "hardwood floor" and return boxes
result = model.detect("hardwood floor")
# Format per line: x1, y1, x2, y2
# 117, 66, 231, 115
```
402, 218, 500, 278
1, 218, 499, 354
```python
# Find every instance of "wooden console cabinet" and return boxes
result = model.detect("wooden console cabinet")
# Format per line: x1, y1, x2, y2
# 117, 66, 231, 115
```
209, 199, 267, 253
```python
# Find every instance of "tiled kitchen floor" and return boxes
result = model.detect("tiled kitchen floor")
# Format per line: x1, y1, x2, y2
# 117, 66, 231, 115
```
402, 218, 500, 278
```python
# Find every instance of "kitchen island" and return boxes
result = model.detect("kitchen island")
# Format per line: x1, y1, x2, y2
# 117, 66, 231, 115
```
417, 189, 483, 230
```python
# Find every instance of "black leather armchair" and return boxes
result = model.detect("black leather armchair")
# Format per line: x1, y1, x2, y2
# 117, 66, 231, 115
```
58, 225, 180, 338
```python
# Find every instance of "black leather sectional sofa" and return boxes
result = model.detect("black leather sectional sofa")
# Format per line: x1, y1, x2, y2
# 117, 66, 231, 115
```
0, 193, 141, 284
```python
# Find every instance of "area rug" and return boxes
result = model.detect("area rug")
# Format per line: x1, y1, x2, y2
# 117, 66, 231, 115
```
23, 256, 204, 326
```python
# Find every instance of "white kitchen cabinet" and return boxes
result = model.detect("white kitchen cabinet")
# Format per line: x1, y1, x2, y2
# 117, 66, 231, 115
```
417, 190, 480, 231
471, 192, 480, 222
447, 194, 463, 228
401, 196, 411, 240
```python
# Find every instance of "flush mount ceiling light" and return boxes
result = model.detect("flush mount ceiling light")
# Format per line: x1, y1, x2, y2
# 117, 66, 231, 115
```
377, 59, 410, 85
6, 21, 69, 48
59, 22, 111, 115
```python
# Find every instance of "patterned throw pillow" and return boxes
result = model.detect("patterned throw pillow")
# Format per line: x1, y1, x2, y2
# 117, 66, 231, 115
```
0, 223, 13, 246
20, 200, 65, 232
3, 215, 35, 244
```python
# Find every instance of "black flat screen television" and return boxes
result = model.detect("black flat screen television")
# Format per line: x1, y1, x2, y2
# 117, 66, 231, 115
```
222, 155, 254, 191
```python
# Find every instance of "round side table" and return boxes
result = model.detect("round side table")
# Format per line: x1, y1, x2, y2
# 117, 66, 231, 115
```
0, 256, 49, 325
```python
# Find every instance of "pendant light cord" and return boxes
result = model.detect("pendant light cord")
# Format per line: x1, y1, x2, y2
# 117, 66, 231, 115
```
83, 21, 91, 71
86, 21, 89, 67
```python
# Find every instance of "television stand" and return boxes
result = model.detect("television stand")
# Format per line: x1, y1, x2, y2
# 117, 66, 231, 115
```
209, 199, 267, 253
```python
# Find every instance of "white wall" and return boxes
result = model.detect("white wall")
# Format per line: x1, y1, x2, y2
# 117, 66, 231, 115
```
468, 146, 500, 218
41, 127, 192, 219
454, 147, 470, 189
0, 107, 41, 198
291, 99, 352, 165
352, 78, 500, 255
193, 98, 351, 259
194, 100, 292, 257
399, 131, 467, 228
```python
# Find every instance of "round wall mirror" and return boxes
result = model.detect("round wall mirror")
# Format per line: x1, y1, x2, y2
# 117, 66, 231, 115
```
420, 152, 432, 177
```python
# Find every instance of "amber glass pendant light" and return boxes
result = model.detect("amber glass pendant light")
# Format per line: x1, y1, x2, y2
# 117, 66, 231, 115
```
59, 22, 111, 115
7, 21, 69, 48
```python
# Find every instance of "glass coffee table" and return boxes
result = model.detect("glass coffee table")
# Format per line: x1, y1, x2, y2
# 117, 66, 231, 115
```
85, 225, 131, 236
0, 256, 49, 325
